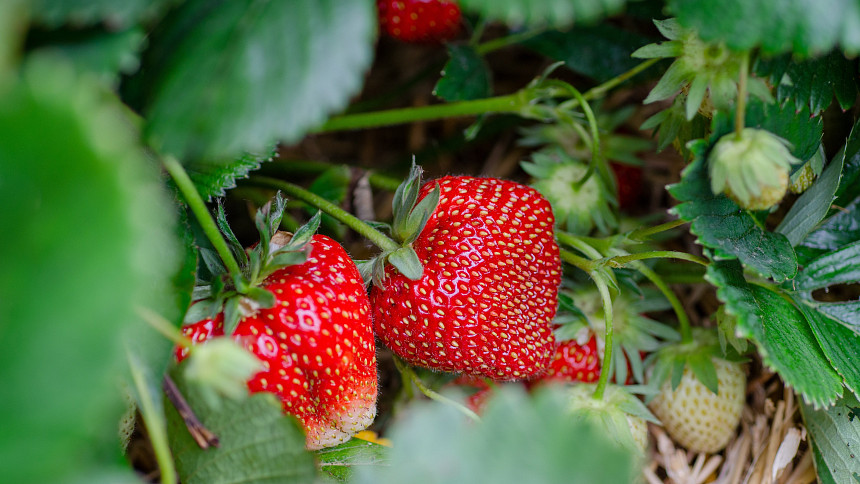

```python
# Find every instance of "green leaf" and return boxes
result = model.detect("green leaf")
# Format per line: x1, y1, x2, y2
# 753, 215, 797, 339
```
166, 367, 318, 484
354, 385, 637, 484
707, 261, 843, 407
308, 165, 351, 237
795, 300, 860, 398
523, 24, 653, 83
141, 0, 376, 161
434, 45, 492, 102
30, 27, 145, 87
388, 246, 424, 281
458, 0, 626, 29
186, 150, 275, 201
316, 438, 390, 482
757, 50, 859, 115
31, 0, 174, 27
795, 241, 860, 292
669, 143, 798, 282
800, 392, 860, 482
669, 0, 860, 56
776, 150, 844, 246
0, 56, 180, 483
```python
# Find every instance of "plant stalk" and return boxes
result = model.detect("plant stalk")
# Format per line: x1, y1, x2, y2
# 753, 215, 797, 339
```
734, 51, 751, 139
591, 275, 615, 401
627, 219, 688, 241
634, 261, 693, 343
606, 250, 708, 268
393, 357, 480, 422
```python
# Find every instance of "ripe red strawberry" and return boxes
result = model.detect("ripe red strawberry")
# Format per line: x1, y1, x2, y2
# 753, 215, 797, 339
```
541, 335, 602, 384
377, 0, 461, 43
371, 176, 562, 380
610, 162, 643, 211
178, 234, 378, 450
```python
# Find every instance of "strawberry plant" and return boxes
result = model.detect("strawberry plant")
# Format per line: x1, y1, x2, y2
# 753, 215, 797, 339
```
5, 0, 860, 483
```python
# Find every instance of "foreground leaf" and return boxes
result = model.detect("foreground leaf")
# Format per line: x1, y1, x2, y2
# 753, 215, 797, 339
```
0, 56, 179, 483
166, 367, 317, 484
459, 0, 625, 29
707, 262, 843, 408
800, 392, 860, 482
141, 0, 376, 161
30, 0, 174, 27
355, 386, 637, 484
317, 438, 389, 482
186, 150, 275, 201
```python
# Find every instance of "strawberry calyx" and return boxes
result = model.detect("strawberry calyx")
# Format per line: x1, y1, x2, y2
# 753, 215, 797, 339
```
189, 192, 322, 334
708, 128, 800, 211
644, 328, 745, 399
357, 162, 440, 287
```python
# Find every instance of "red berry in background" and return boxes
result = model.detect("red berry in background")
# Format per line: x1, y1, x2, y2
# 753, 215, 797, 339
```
178, 235, 377, 450
371, 176, 562, 380
377, 0, 462, 43
542, 336, 602, 384
610, 162, 643, 211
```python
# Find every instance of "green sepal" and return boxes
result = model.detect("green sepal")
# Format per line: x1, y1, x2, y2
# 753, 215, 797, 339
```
222, 296, 243, 335
391, 162, 423, 240
199, 247, 227, 278
253, 192, 289, 261
645, 329, 727, 398
216, 200, 249, 268
183, 298, 223, 324
354, 259, 375, 287
245, 287, 276, 309
670, 357, 685, 390
400, 184, 440, 245
192, 285, 213, 301
688, 351, 719, 395
268, 250, 308, 272
388, 247, 423, 281
281, 210, 321, 251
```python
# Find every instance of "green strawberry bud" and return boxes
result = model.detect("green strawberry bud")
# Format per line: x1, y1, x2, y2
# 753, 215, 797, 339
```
184, 337, 263, 408
708, 128, 800, 210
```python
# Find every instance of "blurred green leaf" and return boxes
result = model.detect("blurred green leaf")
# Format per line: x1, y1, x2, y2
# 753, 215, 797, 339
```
523, 24, 653, 83
354, 386, 637, 484
669, 143, 797, 282
669, 0, 860, 56
31, 27, 146, 87
140, 0, 376, 162
0, 56, 179, 483
757, 50, 858, 115
707, 261, 843, 407
434, 45, 492, 102
459, 0, 625, 29
31, 0, 175, 28
166, 367, 318, 484
186, 150, 275, 201
0, 0, 26, 83
800, 392, 860, 481
316, 438, 390, 482
776, 151, 843, 246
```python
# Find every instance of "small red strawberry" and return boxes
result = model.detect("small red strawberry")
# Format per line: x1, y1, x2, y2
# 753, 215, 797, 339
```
610, 162, 643, 211
377, 0, 462, 43
177, 198, 377, 450
370, 174, 562, 380
542, 335, 602, 384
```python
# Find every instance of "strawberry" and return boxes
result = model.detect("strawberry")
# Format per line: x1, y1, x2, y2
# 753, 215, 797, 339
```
377, 0, 461, 43
646, 329, 746, 453
610, 162, 643, 211
177, 197, 377, 450
541, 335, 602, 384
370, 174, 562, 380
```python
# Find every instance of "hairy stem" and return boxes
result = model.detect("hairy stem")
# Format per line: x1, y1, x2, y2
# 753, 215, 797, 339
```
634, 261, 693, 343
247, 176, 400, 252
556, 231, 604, 260
734, 50, 751, 139
163, 156, 244, 281
560, 248, 596, 273
393, 357, 480, 422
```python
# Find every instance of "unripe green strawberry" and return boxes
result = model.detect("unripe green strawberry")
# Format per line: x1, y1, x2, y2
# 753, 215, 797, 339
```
648, 357, 745, 453
708, 128, 799, 211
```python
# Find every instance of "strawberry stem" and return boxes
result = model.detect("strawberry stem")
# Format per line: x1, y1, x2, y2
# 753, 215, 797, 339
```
627, 219, 688, 241
263, 160, 403, 193
475, 28, 544, 54
127, 351, 178, 484
559, 248, 596, 273
633, 261, 693, 344
591, 275, 615, 401
556, 231, 604, 260
162, 156, 244, 281
316, 59, 660, 133
137, 306, 193, 348
248, 176, 400, 253
734, 50, 751, 140
605, 250, 708, 268
393, 357, 481, 422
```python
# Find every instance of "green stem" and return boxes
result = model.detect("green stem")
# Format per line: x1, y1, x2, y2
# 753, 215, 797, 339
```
556, 231, 604, 260
627, 219, 688, 241
634, 261, 693, 343
606, 251, 708, 268
137, 306, 192, 348
247, 176, 399, 252
127, 351, 177, 484
560, 248, 596, 273
163, 156, 243, 281
591, 275, 614, 401
476, 28, 545, 54
264, 160, 403, 193
317, 59, 661, 133
734, 51, 750, 139
393, 357, 480, 422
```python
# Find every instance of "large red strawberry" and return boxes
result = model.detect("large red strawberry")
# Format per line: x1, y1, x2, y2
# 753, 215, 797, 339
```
177, 199, 377, 450
370, 175, 562, 380
377, 0, 461, 43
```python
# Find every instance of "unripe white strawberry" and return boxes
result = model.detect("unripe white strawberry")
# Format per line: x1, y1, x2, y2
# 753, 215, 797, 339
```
565, 383, 657, 455
648, 357, 745, 453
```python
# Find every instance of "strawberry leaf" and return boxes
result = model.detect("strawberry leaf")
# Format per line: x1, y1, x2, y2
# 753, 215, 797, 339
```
166, 367, 318, 484
354, 385, 637, 483
316, 438, 390, 482
459, 0, 626, 29
794, 300, 860, 399
775, 148, 844, 246
669, 0, 860, 56
138, 0, 375, 161
434, 45, 492, 102
186, 151, 274, 201
707, 261, 844, 407
669, 142, 797, 282
756, 50, 859, 115
800, 392, 860, 483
